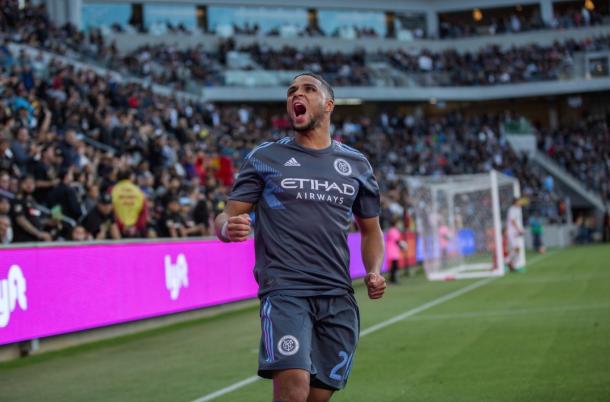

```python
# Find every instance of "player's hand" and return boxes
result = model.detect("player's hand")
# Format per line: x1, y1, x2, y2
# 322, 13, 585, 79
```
364, 272, 386, 300
226, 214, 251, 242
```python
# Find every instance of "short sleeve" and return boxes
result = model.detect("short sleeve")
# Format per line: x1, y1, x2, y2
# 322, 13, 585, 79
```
352, 163, 380, 219
228, 157, 264, 204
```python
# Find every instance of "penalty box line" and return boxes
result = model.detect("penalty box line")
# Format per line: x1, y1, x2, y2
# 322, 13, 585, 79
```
190, 251, 556, 402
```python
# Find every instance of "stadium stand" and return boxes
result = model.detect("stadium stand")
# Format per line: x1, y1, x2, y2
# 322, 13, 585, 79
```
0, 0, 606, 246
4, 1, 610, 91
0, 43, 565, 243
538, 114, 610, 202
439, 2, 609, 38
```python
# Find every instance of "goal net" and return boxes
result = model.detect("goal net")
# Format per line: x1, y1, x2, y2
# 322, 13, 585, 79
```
405, 171, 525, 281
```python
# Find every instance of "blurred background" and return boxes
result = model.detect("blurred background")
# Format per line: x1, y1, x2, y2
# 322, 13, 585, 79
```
1, 0, 609, 246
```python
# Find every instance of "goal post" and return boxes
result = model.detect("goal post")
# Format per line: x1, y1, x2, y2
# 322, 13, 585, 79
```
405, 170, 525, 281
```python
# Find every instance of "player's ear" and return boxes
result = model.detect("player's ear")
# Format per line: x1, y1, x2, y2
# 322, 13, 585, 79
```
326, 97, 335, 113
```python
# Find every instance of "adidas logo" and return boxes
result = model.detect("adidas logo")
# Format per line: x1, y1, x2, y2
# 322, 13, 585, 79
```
284, 157, 301, 167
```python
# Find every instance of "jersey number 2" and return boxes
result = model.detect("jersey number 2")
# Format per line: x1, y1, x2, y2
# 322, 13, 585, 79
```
330, 351, 353, 381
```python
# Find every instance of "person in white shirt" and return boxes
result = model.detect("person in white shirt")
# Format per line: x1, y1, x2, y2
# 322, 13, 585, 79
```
505, 197, 524, 271
0, 214, 12, 244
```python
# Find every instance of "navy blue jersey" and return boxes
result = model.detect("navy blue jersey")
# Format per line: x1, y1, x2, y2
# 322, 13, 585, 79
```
229, 137, 380, 298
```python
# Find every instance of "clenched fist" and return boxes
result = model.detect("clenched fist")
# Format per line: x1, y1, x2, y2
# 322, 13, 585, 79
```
364, 272, 386, 300
224, 214, 251, 242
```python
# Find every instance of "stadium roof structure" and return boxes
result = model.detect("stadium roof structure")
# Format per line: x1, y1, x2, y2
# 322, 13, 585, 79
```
84, 0, 562, 13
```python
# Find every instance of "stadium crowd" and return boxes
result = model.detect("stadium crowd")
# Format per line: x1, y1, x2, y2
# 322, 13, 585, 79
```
88, 34, 610, 88
336, 111, 567, 226
96, 34, 610, 88
239, 43, 371, 86
2, 1, 610, 89
101, 5, 609, 40
386, 35, 610, 86
0, 0, 603, 247
440, 6, 608, 38
64, 33, 610, 89
0, 40, 571, 245
0, 46, 265, 243
538, 115, 610, 202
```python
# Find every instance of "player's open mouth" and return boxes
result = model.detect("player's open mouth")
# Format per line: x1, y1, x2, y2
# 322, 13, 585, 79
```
293, 102, 307, 117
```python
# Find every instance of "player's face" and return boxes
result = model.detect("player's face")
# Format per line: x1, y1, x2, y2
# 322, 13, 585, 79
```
286, 76, 333, 132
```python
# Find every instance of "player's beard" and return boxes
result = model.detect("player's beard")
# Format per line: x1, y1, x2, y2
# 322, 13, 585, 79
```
291, 107, 324, 132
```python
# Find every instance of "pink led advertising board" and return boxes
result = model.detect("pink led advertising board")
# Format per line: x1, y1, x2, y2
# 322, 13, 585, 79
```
0, 233, 379, 345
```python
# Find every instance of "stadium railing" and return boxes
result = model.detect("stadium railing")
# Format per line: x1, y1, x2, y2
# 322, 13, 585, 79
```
106, 24, 610, 54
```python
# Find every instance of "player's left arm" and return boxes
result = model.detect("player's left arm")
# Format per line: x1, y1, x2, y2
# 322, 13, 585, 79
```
356, 215, 386, 300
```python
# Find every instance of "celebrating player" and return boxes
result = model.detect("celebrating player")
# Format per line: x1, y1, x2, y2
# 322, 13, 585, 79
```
215, 72, 386, 402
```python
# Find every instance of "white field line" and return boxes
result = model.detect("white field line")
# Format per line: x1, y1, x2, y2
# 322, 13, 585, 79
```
191, 376, 261, 402
190, 252, 555, 402
401, 303, 610, 322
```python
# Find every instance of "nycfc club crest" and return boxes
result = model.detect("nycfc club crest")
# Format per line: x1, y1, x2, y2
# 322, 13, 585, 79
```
334, 158, 352, 176
278, 335, 300, 356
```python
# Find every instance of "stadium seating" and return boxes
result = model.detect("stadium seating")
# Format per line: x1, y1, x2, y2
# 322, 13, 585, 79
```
3, 2, 610, 90
538, 115, 610, 202
0, 0, 603, 245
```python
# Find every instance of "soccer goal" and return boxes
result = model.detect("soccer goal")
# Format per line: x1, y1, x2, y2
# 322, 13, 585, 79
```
405, 170, 525, 281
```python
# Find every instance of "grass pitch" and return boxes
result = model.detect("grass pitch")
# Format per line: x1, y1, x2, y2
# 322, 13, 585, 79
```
1, 245, 609, 401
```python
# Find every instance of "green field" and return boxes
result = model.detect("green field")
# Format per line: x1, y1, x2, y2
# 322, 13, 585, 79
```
1, 245, 609, 402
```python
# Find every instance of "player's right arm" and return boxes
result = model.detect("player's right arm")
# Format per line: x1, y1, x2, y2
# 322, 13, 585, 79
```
215, 143, 268, 242
214, 200, 254, 242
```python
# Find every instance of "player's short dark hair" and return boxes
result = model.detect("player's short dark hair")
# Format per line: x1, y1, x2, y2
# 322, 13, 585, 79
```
292, 72, 335, 101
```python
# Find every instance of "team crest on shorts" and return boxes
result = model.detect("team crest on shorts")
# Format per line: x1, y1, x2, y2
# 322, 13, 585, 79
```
334, 158, 352, 176
278, 335, 299, 356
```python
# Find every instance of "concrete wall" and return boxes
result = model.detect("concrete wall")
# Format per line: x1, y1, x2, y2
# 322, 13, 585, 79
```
525, 224, 576, 249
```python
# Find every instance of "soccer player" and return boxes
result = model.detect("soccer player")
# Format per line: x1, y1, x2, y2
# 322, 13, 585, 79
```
214, 73, 386, 402
506, 197, 524, 271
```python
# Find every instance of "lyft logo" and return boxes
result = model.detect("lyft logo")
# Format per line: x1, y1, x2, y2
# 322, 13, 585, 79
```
0, 265, 27, 328
165, 254, 189, 301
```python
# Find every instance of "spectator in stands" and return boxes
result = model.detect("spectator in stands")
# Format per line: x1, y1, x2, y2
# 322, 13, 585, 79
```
47, 168, 83, 221
59, 129, 80, 169
30, 144, 60, 205
0, 137, 18, 176
178, 195, 207, 237
111, 170, 148, 238
70, 224, 91, 241
11, 174, 53, 242
158, 196, 185, 238
0, 194, 11, 216
0, 170, 11, 194
81, 193, 121, 240
190, 188, 212, 236
0, 213, 12, 244
10, 126, 30, 172
81, 182, 100, 213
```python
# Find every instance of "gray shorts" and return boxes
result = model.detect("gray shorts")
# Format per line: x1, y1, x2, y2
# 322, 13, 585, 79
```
258, 293, 360, 391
